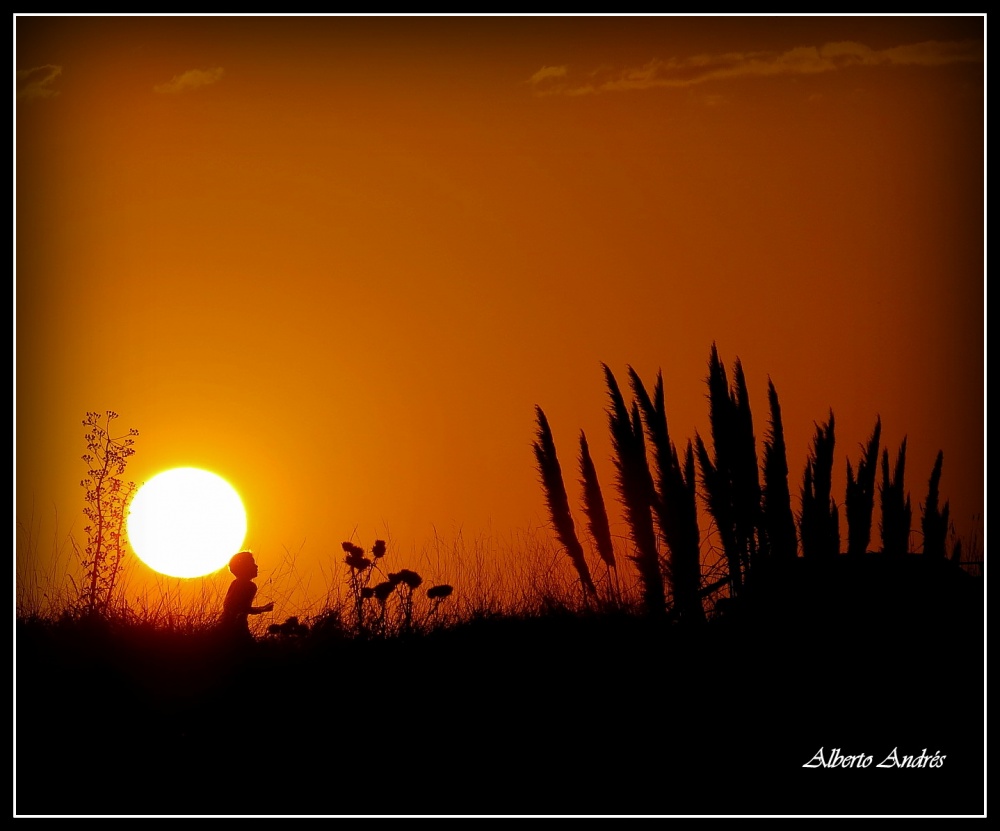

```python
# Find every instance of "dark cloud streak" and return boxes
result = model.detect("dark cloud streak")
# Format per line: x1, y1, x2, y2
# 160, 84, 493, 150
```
529, 39, 983, 96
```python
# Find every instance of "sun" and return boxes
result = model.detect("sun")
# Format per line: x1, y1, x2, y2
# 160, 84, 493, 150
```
126, 467, 247, 578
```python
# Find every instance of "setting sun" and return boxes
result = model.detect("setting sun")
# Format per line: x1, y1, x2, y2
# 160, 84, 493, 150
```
126, 467, 247, 578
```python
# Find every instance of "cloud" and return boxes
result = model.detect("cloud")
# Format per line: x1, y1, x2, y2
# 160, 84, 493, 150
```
528, 65, 568, 86
16, 64, 62, 101
153, 67, 225, 95
879, 39, 985, 67
528, 39, 983, 96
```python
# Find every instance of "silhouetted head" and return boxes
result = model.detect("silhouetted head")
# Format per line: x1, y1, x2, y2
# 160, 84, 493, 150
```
229, 550, 258, 580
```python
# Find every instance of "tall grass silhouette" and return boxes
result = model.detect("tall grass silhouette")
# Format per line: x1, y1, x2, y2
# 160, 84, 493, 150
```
921, 450, 950, 558
578, 430, 620, 601
604, 363, 665, 616
880, 437, 912, 556
845, 417, 882, 556
629, 367, 704, 624
799, 411, 839, 559
694, 345, 762, 597
761, 378, 798, 563
533, 405, 597, 601
532, 343, 978, 619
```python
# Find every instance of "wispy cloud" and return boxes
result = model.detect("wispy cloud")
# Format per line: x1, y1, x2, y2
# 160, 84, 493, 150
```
16, 64, 62, 101
528, 65, 568, 85
528, 39, 983, 96
154, 67, 225, 95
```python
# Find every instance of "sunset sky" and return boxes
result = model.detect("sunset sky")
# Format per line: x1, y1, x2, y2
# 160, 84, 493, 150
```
15, 15, 984, 616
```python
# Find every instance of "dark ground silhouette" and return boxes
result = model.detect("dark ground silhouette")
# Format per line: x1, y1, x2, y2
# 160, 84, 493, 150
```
16, 555, 982, 816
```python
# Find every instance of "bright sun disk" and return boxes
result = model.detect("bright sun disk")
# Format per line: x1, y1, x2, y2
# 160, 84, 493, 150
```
126, 467, 247, 578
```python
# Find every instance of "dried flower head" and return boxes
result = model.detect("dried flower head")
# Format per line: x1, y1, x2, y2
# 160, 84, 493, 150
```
345, 553, 372, 570
373, 581, 395, 602
427, 584, 453, 600
390, 569, 423, 589
341, 541, 366, 558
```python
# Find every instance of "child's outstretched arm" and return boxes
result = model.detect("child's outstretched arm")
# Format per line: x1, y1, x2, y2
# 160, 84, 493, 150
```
249, 601, 274, 615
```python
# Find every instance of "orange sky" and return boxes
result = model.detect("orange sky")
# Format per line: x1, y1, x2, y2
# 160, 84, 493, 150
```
15, 15, 985, 619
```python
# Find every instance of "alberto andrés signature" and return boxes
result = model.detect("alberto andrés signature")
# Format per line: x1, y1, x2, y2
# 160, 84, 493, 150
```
803, 747, 946, 769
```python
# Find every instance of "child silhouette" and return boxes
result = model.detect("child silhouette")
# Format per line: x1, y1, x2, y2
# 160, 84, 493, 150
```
219, 550, 274, 641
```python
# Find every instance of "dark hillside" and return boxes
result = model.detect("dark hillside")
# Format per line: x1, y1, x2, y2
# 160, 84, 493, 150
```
16, 556, 982, 816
